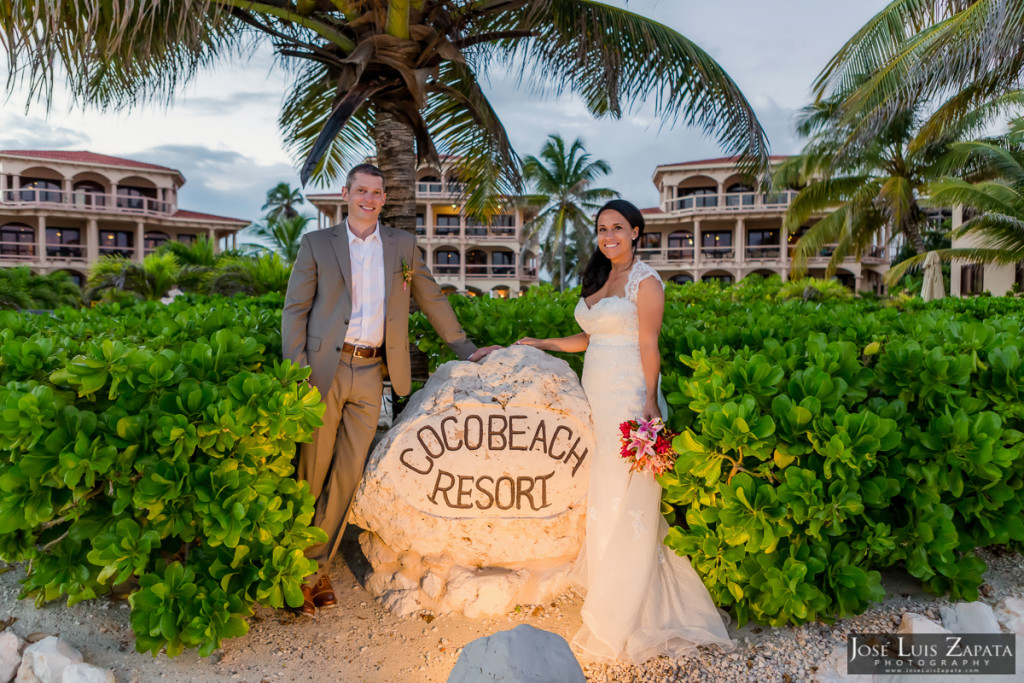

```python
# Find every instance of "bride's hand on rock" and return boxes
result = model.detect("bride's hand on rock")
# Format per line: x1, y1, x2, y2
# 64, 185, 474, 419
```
643, 396, 662, 421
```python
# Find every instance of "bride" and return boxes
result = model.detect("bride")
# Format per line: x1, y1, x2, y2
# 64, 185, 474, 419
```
515, 199, 733, 664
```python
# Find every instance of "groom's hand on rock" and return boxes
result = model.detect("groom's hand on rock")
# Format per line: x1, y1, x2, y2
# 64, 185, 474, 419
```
469, 345, 502, 362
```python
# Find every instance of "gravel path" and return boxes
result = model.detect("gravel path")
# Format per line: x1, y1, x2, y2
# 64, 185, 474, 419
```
0, 538, 1019, 682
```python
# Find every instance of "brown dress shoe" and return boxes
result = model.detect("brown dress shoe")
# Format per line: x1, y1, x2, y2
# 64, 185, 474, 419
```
310, 575, 338, 609
293, 584, 316, 617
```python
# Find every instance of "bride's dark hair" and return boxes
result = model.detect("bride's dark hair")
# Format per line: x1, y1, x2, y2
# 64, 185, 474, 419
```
580, 199, 645, 298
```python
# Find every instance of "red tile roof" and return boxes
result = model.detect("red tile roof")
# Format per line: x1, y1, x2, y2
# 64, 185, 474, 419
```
658, 155, 791, 168
0, 150, 178, 173
172, 209, 249, 224
640, 207, 662, 214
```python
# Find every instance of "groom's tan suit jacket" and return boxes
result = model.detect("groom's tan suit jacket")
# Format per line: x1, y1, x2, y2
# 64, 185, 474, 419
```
281, 222, 477, 396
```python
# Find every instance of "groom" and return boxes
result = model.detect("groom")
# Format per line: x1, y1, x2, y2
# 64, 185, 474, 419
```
282, 163, 496, 615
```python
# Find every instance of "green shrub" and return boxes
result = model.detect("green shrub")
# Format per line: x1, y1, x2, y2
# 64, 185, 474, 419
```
412, 278, 1024, 626
0, 267, 82, 311
0, 294, 324, 656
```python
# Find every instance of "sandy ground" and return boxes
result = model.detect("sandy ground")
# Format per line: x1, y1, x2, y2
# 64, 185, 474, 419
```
0, 532, 1021, 683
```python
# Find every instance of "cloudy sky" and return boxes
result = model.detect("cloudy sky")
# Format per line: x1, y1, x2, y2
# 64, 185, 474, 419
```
0, 0, 890, 223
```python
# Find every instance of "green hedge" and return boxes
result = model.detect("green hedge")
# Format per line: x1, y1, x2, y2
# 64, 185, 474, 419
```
0, 294, 325, 656
412, 277, 1024, 626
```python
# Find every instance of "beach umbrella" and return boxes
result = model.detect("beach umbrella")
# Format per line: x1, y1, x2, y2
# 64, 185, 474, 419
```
921, 251, 945, 302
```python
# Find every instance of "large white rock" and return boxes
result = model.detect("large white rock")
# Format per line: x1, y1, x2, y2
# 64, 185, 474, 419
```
60, 664, 114, 683
351, 347, 593, 617
15, 637, 82, 683
812, 644, 876, 683
940, 602, 1001, 634
0, 632, 25, 683
896, 612, 950, 635
995, 597, 1024, 636
446, 625, 585, 683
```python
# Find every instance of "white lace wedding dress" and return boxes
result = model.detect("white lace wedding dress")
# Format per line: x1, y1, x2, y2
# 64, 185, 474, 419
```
570, 260, 733, 664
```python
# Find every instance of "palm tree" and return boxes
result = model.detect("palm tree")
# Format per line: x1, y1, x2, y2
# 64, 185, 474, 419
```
0, 267, 81, 310
887, 116, 1024, 282
1, 2, 769, 234
86, 253, 182, 302
261, 183, 305, 220
522, 135, 617, 290
778, 83, 1024, 276
811, 1, 1024, 146
206, 253, 293, 297
156, 234, 219, 291
243, 214, 314, 263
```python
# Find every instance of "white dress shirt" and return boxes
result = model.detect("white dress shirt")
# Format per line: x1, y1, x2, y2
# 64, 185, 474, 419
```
343, 220, 386, 347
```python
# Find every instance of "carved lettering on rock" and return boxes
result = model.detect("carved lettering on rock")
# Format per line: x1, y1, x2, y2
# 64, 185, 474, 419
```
390, 406, 590, 518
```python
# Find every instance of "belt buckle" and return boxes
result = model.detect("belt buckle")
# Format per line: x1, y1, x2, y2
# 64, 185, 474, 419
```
353, 345, 374, 358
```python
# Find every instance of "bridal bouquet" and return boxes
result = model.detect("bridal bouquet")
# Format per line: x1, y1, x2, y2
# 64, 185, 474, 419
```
619, 417, 677, 475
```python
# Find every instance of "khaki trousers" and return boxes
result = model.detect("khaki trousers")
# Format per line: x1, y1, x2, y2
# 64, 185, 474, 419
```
297, 353, 383, 580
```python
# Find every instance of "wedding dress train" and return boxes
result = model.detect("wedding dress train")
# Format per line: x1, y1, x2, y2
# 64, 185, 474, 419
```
570, 260, 733, 664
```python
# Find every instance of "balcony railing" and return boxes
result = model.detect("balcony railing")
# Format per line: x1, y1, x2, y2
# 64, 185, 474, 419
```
0, 188, 174, 216
664, 191, 798, 214
45, 244, 86, 261
416, 182, 466, 197
422, 226, 519, 240
637, 241, 878, 268
433, 264, 539, 280
0, 241, 36, 261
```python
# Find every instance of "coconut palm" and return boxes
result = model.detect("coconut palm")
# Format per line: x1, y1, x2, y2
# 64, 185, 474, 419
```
811, 1, 1024, 143
0, 1, 769, 233
887, 116, 1024, 282
261, 183, 305, 220
522, 135, 616, 291
243, 214, 314, 263
778, 82, 1024, 276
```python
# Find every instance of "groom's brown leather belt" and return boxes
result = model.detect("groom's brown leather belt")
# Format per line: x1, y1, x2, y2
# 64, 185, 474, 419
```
341, 342, 383, 359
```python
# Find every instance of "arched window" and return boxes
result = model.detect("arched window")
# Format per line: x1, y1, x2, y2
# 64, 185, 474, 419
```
0, 223, 35, 258
702, 272, 733, 284
145, 231, 170, 252
492, 286, 511, 299
667, 231, 694, 260
417, 175, 442, 194
466, 249, 487, 275
100, 230, 134, 258
677, 186, 717, 209
20, 178, 62, 203
725, 182, 755, 207
117, 185, 157, 212
638, 233, 661, 261
434, 249, 460, 275
492, 249, 515, 275
46, 227, 83, 259
73, 181, 106, 208
670, 274, 694, 285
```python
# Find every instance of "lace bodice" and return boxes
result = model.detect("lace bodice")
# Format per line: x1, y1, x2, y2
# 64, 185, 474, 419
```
574, 260, 664, 344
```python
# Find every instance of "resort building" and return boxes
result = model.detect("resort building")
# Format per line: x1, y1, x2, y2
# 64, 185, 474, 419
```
0, 150, 249, 285
640, 157, 891, 292
307, 161, 540, 298
950, 206, 1023, 296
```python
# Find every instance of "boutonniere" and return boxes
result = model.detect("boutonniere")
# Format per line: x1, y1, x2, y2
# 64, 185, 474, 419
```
401, 259, 414, 292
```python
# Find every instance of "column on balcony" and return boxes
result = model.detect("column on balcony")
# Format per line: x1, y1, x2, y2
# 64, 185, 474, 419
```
62, 178, 72, 205
110, 183, 119, 210
693, 219, 702, 269
458, 242, 467, 289
334, 204, 343, 225
780, 224, 790, 282
514, 207, 522, 243
86, 218, 99, 262
208, 227, 219, 253
36, 214, 46, 267
736, 218, 746, 267
425, 203, 435, 239
134, 221, 145, 263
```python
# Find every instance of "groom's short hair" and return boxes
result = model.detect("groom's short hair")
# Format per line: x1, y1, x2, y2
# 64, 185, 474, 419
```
346, 163, 385, 190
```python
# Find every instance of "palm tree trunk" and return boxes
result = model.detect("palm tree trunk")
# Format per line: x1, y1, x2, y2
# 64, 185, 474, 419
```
557, 209, 566, 292
373, 110, 417, 235
373, 110, 429, 386
904, 219, 926, 255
